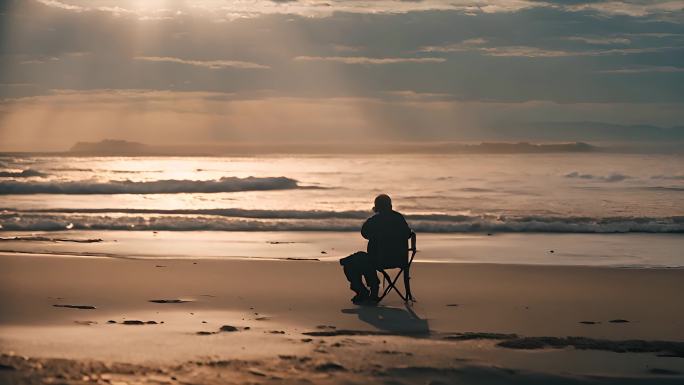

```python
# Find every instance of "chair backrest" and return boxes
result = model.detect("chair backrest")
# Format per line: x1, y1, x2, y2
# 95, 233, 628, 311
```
409, 231, 417, 260
405, 231, 417, 267
378, 231, 416, 270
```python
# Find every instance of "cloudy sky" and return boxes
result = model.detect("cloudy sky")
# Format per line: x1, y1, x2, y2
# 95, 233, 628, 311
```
0, 0, 683, 151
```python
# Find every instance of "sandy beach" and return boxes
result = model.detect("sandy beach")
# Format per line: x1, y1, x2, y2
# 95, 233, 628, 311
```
1, 252, 683, 384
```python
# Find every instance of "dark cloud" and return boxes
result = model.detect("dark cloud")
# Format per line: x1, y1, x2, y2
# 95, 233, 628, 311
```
530, 0, 609, 4
1, 2, 682, 103
565, 172, 632, 182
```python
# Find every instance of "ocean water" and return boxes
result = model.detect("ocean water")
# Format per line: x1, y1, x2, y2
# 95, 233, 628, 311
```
1, 153, 683, 232
0, 153, 683, 266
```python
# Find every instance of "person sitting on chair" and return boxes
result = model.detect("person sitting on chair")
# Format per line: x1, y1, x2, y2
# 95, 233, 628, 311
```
340, 194, 412, 305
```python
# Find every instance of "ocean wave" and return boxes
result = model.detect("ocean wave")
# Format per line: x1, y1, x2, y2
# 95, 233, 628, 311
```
645, 186, 684, 192
1, 210, 682, 233
651, 174, 684, 181
16, 207, 372, 220
48, 167, 94, 172
0, 169, 48, 178
0, 176, 305, 195
0, 207, 508, 222
0, 236, 102, 243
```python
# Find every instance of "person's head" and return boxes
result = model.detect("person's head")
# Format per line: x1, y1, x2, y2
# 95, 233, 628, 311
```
373, 194, 392, 213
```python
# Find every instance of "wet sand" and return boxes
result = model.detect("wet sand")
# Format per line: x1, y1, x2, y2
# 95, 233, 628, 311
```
2, 230, 683, 267
1, 253, 683, 384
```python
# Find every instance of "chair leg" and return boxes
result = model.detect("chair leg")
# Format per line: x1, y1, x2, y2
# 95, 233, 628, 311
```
378, 269, 407, 302
404, 266, 415, 302
379, 271, 393, 300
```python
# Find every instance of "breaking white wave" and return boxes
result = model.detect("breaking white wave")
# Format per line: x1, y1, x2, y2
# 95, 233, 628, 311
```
1, 209, 682, 233
0, 176, 305, 194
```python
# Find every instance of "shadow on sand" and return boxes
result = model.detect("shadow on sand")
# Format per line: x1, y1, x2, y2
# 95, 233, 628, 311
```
341, 304, 430, 337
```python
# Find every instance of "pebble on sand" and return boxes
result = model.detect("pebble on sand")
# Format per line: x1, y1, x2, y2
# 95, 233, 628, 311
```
314, 362, 346, 372
53, 304, 96, 310
121, 320, 157, 325
148, 299, 189, 304
74, 321, 97, 326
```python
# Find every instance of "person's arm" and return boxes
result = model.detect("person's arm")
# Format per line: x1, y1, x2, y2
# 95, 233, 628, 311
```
361, 216, 375, 240
401, 215, 412, 239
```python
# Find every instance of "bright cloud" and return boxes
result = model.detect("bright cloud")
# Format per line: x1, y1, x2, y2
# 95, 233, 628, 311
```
134, 56, 270, 70
32, 0, 684, 20
565, 36, 632, 45
599, 66, 684, 74
34, 0, 540, 19
293, 56, 446, 65
421, 43, 678, 57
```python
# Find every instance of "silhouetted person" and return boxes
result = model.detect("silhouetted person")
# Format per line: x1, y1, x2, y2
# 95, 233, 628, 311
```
340, 194, 411, 305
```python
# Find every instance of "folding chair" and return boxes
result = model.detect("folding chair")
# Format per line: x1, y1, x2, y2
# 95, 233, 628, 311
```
377, 231, 417, 303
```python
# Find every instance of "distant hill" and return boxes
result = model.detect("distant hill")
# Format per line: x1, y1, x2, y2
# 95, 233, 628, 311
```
461, 142, 595, 153
509, 122, 684, 142
68, 139, 597, 156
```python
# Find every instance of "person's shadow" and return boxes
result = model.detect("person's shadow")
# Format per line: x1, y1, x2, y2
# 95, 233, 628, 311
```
341, 304, 430, 337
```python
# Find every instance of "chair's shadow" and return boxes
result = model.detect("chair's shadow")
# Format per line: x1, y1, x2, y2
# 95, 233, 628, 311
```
341, 304, 430, 337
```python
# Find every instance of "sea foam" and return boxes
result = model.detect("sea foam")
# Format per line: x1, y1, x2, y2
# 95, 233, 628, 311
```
1, 209, 682, 233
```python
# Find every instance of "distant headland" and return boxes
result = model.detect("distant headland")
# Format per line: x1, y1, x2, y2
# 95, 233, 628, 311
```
68, 139, 597, 156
